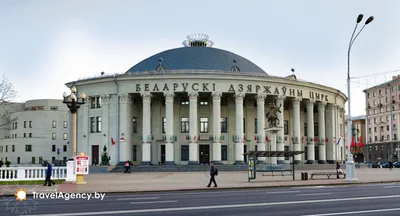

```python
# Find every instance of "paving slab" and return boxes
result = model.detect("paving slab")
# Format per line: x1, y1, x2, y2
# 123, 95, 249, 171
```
0, 169, 399, 196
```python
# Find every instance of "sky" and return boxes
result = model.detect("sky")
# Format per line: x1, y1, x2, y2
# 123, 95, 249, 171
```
0, 0, 399, 116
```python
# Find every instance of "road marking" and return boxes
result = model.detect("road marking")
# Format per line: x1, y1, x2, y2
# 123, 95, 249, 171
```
130, 200, 177, 205
117, 197, 159, 201
25, 194, 400, 215
383, 185, 400, 188
297, 193, 332, 196
301, 207, 400, 215
266, 190, 300, 194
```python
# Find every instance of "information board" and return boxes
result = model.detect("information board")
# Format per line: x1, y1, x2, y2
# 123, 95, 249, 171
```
75, 155, 89, 175
248, 157, 256, 181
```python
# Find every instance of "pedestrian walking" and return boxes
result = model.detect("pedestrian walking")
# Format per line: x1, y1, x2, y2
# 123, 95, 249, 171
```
43, 162, 55, 186
207, 161, 218, 188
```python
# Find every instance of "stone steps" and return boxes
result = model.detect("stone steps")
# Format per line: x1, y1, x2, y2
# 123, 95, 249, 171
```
109, 163, 341, 172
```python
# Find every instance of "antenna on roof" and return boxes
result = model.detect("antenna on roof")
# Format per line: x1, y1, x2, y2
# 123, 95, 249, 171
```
182, 33, 214, 47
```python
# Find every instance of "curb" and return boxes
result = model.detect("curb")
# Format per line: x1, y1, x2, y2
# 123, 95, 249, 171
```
1, 180, 399, 197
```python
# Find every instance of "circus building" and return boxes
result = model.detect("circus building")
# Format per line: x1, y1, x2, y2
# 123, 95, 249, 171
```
65, 34, 347, 166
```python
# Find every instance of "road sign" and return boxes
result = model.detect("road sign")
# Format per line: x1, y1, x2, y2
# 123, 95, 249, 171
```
75, 155, 89, 175
57, 148, 61, 155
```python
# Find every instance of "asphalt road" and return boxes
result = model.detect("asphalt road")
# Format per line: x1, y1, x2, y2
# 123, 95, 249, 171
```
2, 183, 400, 216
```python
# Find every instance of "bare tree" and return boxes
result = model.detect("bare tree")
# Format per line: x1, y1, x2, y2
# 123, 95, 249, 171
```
0, 75, 17, 127
0, 74, 17, 105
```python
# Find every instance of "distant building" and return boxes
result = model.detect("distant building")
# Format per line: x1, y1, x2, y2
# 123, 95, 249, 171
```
344, 115, 366, 162
0, 99, 70, 166
363, 76, 400, 162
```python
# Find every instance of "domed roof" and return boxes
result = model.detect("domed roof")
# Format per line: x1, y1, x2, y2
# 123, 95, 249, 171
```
125, 46, 267, 75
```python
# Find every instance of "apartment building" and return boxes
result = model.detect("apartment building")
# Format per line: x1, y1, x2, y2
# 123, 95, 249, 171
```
364, 75, 400, 162
0, 99, 71, 165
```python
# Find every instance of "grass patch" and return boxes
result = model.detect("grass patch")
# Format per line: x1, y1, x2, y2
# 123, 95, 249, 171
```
0, 179, 65, 185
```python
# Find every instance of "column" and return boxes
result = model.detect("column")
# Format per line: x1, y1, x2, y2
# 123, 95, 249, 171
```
164, 92, 175, 165
212, 92, 222, 164
326, 104, 335, 164
256, 93, 267, 163
141, 92, 152, 165
188, 92, 199, 165
119, 93, 132, 164
234, 93, 245, 164
100, 94, 110, 165
276, 96, 285, 164
306, 99, 315, 164
318, 102, 327, 164
292, 97, 302, 164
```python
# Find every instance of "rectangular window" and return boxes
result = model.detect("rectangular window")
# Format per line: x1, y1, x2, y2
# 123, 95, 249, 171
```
17, 157, 20, 164
12, 145, 15, 152
63, 133, 67, 140
91, 97, 96, 108
96, 117, 102, 132
52, 121, 56, 128
25, 145, 32, 152
181, 145, 189, 161
162, 117, 166, 133
32, 157, 35, 164
200, 117, 208, 133
63, 145, 67, 152
255, 118, 258, 134
221, 117, 228, 133
52, 133, 56, 140
314, 122, 319, 136
132, 145, 137, 161
221, 145, 228, 161
304, 123, 307, 136
24, 133, 26, 138
63, 121, 68, 128
52, 157, 55, 164
132, 117, 138, 133
96, 96, 102, 108
15, 122, 18, 129
243, 118, 246, 133
284, 120, 289, 135
181, 118, 189, 133
5, 145, 7, 152
24, 121, 26, 128
29, 121, 32, 128
29, 133, 32, 138
90, 117, 96, 133
52, 145, 56, 152
284, 146, 289, 160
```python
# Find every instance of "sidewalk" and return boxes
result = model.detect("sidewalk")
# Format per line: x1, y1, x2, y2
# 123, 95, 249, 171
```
1, 169, 399, 196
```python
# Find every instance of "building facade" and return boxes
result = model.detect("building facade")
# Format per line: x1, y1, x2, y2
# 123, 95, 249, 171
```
66, 36, 347, 166
0, 99, 71, 165
364, 75, 400, 162
344, 115, 366, 162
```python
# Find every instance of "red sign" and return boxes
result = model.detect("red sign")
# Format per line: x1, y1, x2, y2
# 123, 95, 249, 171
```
75, 155, 89, 175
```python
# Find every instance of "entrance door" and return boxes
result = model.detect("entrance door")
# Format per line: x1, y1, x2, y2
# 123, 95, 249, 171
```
244, 145, 247, 163
161, 145, 166, 165
92, 145, 99, 165
199, 145, 210, 165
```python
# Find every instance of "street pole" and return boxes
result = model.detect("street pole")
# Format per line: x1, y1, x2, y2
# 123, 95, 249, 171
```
72, 112, 77, 157
346, 14, 374, 181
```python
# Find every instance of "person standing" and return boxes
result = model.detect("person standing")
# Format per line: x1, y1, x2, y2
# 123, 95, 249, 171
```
43, 163, 55, 186
207, 161, 218, 188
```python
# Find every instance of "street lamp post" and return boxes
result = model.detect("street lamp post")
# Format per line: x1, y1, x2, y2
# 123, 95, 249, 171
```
346, 14, 374, 181
62, 86, 86, 159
